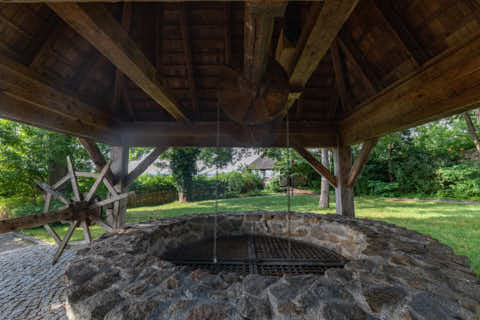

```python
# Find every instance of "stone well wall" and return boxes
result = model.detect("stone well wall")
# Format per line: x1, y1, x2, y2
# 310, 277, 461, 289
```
64, 212, 480, 320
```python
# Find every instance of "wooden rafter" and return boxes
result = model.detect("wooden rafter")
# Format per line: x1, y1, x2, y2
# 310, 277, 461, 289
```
112, 2, 135, 122
337, 38, 377, 96
243, 0, 286, 86
293, 145, 337, 188
341, 34, 480, 145
0, 53, 112, 129
179, 3, 199, 113
281, 0, 360, 88
275, 0, 360, 115
224, 2, 231, 66
48, 3, 191, 123
373, 0, 429, 66
125, 147, 168, 187
330, 40, 351, 112
347, 138, 378, 187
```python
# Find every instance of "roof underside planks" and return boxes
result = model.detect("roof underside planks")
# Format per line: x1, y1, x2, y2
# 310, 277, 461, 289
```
0, 1, 478, 147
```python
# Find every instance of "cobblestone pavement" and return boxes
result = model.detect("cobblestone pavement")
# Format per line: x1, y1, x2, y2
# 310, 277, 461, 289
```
0, 233, 75, 320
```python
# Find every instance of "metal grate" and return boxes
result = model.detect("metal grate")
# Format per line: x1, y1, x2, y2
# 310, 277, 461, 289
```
163, 235, 347, 277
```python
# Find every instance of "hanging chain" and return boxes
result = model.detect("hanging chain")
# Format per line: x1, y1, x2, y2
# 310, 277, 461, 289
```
213, 103, 220, 264
286, 112, 292, 259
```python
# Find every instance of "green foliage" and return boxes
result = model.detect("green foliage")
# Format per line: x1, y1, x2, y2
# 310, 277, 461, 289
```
0, 120, 95, 199
436, 163, 480, 200
128, 174, 176, 194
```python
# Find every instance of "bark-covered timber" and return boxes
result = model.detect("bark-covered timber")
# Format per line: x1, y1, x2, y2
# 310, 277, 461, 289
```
0, 204, 97, 234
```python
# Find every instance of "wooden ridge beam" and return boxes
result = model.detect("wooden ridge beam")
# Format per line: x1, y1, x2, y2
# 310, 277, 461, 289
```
78, 138, 116, 185
48, 3, 191, 123
293, 145, 337, 188
179, 3, 199, 112
0, 53, 113, 130
373, 0, 429, 66
347, 138, 378, 187
125, 147, 168, 187
0, 93, 118, 144
341, 34, 480, 145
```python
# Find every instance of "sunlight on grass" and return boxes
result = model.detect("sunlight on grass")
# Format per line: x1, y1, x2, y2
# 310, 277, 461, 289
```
20, 195, 480, 276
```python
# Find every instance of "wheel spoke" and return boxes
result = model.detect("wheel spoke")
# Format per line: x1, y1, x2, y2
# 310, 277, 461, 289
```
85, 160, 112, 202
81, 220, 92, 243
52, 220, 80, 265
35, 181, 69, 206
67, 156, 82, 202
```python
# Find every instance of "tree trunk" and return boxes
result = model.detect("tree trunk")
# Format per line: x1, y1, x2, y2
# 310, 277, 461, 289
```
463, 112, 480, 153
319, 149, 330, 208
387, 143, 394, 182
178, 186, 189, 203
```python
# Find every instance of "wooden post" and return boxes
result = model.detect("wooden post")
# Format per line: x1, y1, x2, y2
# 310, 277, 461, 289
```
333, 143, 354, 217
107, 146, 129, 228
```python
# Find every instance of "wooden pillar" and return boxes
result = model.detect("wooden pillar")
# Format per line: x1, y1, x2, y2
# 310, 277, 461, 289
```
107, 146, 129, 228
333, 143, 354, 217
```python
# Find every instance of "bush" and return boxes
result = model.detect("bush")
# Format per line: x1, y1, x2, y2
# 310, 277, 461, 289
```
436, 163, 480, 200
366, 181, 400, 196
128, 174, 176, 194
266, 177, 282, 193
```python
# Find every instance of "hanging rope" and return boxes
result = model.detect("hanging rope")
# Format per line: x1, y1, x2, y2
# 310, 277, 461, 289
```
213, 102, 220, 264
286, 112, 292, 259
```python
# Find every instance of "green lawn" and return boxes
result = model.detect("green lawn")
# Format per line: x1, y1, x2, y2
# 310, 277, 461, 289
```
21, 195, 480, 276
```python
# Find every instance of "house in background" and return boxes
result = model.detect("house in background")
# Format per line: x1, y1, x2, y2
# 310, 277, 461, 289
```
248, 157, 276, 182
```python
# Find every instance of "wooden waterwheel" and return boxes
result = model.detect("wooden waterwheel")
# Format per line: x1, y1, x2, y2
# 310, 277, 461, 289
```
31, 156, 129, 264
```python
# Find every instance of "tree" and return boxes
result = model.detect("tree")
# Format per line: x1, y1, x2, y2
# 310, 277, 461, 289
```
0, 120, 93, 200
463, 112, 480, 153
319, 149, 330, 208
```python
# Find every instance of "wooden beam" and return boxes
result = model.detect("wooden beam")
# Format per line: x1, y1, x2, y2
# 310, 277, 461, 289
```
347, 138, 378, 187
78, 138, 116, 185
112, 2, 134, 121
119, 122, 338, 148
281, 0, 360, 88
337, 38, 377, 96
224, 2, 232, 66
0, 54, 112, 129
0, 93, 118, 144
341, 33, 480, 145
330, 40, 351, 112
125, 147, 168, 187
293, 145, 337, 188
244, 1, 286, 86
334, 142, 354, 217
179, 3, 199, 112
48, 3, 191, 123
0, 204, 94, 234
373, 0, 429, 66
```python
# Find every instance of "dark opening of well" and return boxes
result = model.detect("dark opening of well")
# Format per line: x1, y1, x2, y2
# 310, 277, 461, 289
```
162, 235, 348, 277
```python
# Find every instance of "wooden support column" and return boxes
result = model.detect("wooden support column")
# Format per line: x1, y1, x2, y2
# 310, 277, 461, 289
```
107, 146, 129, 228
333, 142, 354, 217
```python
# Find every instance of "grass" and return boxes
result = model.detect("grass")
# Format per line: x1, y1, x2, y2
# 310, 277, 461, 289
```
20, 195, 480, 276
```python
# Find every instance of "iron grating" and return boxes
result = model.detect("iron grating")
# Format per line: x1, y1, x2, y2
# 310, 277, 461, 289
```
163, 235, 347, 277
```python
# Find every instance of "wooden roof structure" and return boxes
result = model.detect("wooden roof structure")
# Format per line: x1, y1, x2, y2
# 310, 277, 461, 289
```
1, 0, 480, 148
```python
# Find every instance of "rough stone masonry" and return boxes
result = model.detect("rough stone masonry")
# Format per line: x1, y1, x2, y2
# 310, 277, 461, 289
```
63, 212, 480, 320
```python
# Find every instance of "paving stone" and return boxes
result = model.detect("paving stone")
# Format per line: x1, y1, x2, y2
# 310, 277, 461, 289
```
0, 233, 75, 320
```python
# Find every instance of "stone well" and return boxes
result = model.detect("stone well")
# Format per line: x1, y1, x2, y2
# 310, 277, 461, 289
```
63, 212, 480, 320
